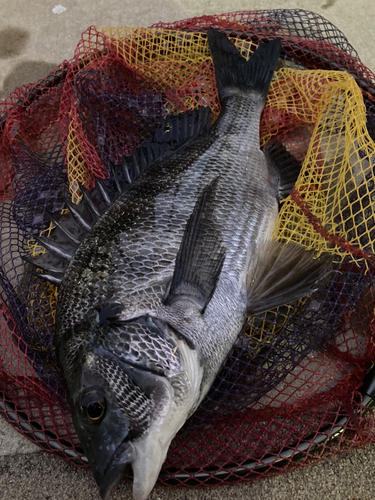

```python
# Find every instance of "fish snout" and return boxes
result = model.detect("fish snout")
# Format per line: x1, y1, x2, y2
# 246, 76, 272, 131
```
96, 440, 136, 499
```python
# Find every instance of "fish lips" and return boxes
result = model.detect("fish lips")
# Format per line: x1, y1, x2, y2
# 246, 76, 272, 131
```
96, 439, 136, 500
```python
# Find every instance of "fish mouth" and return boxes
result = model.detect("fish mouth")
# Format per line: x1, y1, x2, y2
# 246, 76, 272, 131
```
97, 439, 135, 500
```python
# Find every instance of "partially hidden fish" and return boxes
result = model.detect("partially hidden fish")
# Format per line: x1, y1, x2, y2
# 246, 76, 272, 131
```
27, 28, 331, 500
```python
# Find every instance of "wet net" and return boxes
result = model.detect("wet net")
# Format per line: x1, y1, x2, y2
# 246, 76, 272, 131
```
1, 8, 375, 488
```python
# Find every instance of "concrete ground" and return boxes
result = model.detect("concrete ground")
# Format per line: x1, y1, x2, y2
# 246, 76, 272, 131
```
1, 0, 375, 499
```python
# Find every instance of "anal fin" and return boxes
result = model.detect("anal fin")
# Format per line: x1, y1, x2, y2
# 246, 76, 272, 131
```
246, 240, 332, 316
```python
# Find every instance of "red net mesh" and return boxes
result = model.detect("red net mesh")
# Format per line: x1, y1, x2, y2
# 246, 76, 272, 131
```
1, 9, 375, 488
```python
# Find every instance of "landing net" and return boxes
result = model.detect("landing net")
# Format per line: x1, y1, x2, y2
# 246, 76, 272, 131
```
1, 9, 375, 487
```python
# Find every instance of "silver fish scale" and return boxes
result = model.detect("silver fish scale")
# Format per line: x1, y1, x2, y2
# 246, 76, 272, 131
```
94, 355, 153, 432
101, 322, 182, 375
57, 93, 279, 391
59, 332, 92, 382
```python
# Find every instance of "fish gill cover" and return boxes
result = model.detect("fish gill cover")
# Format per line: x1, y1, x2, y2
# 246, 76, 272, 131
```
1, 8, 375, 487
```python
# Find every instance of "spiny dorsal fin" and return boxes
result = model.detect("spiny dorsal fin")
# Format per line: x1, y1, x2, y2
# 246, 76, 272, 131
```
25, 106, 212, 286
246, 240, 332, 316
207, 28, 281, 100
106, 106, 212, 194
165, 177, 226, 311
263, 139, 302, 199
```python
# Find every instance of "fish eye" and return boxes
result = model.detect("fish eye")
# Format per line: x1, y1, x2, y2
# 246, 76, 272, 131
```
80, 394, 106, 423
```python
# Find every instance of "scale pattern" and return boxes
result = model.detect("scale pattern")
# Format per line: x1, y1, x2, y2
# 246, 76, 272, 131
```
94, 355, 153, 433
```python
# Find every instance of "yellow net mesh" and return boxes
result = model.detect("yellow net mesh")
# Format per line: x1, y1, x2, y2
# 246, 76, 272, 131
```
272, 69, 375, 266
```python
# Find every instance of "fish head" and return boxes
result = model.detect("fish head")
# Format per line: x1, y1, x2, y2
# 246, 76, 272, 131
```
71, 362, 138, 499
59, 309, 202, 500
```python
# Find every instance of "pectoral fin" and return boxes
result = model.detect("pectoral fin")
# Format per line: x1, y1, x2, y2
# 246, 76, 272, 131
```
246, 240, 332, 316
165, 178, 226, 311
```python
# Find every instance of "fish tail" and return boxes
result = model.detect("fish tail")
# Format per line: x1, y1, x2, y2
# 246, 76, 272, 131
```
207, 28, 281, 100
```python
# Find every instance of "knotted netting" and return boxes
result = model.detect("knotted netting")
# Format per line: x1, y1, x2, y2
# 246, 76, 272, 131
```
1, 8, 375, 487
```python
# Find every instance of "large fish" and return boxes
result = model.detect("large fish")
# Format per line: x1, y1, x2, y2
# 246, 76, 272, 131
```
28, 29, 330, 500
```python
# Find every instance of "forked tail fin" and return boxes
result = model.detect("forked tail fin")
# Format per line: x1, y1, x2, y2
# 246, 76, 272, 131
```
207, 28, 281, 100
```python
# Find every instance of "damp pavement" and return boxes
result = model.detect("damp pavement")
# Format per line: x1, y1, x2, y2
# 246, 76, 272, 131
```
1, 0, 375, 499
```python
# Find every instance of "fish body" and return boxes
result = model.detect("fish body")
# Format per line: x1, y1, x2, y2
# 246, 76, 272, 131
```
58, 77, 278, 389
29, 29, 329, 500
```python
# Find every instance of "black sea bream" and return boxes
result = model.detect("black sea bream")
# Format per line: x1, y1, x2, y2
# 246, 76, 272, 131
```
28, 28, 330, 500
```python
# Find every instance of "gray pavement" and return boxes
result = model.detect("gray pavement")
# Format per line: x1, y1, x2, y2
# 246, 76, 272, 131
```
2, 443, 375, 500
1, 0, 375, 499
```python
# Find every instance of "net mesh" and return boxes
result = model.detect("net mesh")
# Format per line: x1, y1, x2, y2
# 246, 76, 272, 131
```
1, 8, 375, 488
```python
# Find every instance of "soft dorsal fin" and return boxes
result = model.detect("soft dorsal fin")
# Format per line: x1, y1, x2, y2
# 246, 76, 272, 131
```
111, 106, 212, 192
165, 178, 226, 311
246, 240, 332, 316
263, 139, 302, 199
23, 106, 212, 285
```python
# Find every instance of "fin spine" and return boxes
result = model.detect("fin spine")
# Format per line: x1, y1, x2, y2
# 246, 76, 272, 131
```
34, 235, 74, 261
79, 184, 102, 217
46, 211, 81, 245
65, 198, 93, 231
96, 178, 113, 206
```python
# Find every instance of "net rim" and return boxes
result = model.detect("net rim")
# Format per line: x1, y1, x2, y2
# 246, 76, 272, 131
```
0, 382, 372, 484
